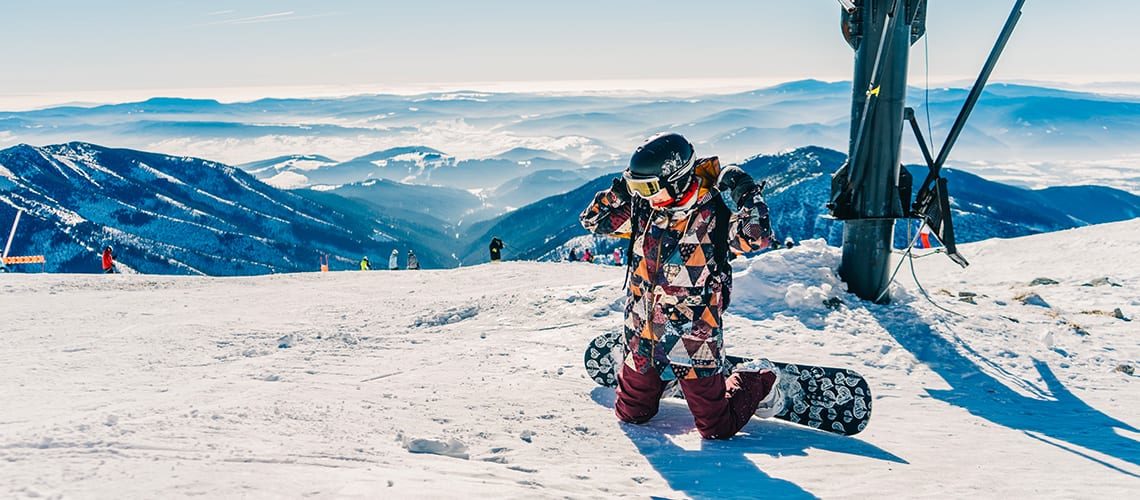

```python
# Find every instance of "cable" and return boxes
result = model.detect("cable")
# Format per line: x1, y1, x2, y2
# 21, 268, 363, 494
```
874, 224, 923, 303
907, 245, 965, 318
874, 219, 964, 317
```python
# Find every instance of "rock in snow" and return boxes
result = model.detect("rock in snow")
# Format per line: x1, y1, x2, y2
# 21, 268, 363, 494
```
1016, 292, 1051, 308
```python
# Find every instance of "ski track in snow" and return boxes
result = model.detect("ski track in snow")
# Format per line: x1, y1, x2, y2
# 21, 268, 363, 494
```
2, 221, 1139, 498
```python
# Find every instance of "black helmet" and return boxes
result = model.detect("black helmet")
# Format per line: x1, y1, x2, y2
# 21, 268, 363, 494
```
628, 133, 696, 198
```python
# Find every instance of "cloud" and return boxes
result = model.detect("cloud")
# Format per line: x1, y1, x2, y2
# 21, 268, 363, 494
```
211, 11, 296, 26
206, 10, 236, 16
202, 11, 339, 27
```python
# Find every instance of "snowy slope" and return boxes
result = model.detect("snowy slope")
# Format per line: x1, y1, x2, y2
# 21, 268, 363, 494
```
0, 142, 450, 273
2, 220, 1137, 498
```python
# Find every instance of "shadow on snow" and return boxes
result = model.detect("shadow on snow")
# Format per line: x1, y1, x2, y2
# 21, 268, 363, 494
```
869, 304, 1140, 477
590, 386, 906, 500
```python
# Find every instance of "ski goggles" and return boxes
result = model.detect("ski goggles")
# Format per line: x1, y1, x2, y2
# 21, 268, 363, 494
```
623, 171, 666, 198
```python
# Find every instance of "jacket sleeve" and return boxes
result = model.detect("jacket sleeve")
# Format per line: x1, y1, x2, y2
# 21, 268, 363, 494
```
728, 185, 774, 254
579, 187, 633, 237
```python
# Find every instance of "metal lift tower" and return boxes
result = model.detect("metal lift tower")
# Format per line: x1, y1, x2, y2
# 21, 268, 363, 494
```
829, 0, 1027, 302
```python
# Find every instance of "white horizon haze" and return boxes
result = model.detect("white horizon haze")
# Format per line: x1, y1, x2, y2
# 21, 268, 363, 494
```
3, 1, 1139, 110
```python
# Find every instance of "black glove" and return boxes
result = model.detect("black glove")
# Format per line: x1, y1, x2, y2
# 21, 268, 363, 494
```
610, 176, 632, 203
717, 166, 756, 205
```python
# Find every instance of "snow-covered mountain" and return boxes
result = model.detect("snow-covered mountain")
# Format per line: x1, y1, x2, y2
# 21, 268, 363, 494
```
240, 145, 608, 195
316, 178, 492, 225
0, 142, 451, 273
238, 154, 339, 189
4, 141, 1137, 275
485, 169, 588, 210
741, 147, 1140, 247
3, 220, 1136, 497
466, 147, 1140, 265
304, 147, 454, 187
6, 81, 1139, 192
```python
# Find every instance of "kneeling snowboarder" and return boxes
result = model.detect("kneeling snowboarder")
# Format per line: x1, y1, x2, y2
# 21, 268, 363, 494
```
580, 132, 778, 440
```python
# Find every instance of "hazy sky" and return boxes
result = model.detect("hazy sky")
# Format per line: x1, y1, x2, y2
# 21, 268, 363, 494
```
2, 0, 1137, 106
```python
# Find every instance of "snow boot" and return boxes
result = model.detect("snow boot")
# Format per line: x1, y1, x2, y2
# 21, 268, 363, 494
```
734, 358, 784, 418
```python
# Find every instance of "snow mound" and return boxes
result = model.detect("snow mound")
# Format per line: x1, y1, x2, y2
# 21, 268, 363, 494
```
413, 304, 479, 327
731, 239, 849, 327
399, 433, 470, 460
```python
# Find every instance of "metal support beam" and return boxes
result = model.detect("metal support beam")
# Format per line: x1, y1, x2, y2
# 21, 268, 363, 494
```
834, 0, 918, 303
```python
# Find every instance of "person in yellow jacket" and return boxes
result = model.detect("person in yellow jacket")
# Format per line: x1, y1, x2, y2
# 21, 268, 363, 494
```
360, 256, 371, 271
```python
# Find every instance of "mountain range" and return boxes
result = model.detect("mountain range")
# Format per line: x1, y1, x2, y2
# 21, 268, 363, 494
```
0, 143, 452, 273
467, 146, 1140, 265
4, 80, 1139, 193
2, 141, 1138, 275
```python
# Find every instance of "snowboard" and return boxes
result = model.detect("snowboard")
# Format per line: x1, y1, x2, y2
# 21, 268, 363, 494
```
584, 331, 872, 436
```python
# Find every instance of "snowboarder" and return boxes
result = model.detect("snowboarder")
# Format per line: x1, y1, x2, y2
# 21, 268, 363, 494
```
580, 132, 777, 440
613, 248, 622, 266
569, 248, 579, 262
360, 256, 371, 271
101, 246, 115, 274
582, 248, 593, 263
489, 237, 504, 263
389, 249, 399, 270
407, 250, 420, 270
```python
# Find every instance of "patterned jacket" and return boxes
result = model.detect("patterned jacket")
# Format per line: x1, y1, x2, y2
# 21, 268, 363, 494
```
580, 157, 772, 380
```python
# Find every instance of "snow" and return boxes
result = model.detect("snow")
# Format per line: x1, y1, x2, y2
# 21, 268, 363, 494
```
0, 162, 16, 181
137, 162, 186, 186
282, 158, 337, 172
2, 221, 1138, 498
263, 171, 310, 190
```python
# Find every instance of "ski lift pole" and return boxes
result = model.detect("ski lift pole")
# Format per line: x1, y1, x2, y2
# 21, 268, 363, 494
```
831, 0, 924, 303
2, 209, 23, 265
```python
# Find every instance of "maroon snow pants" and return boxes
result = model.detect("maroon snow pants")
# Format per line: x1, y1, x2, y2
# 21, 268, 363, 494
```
614, 361, 775, 440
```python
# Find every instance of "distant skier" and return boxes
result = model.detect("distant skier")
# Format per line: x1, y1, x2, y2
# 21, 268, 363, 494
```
569, 248, 579, 262
360, 256, 371, 271
407, 250, 420, 270
582, 248, 593, 263
489, 236, 504, 263
101, 246, 115, 274
784, 236, 795, 249
613, 248, 622, 266
389, 249, 399, 270
580, 132, 777, 440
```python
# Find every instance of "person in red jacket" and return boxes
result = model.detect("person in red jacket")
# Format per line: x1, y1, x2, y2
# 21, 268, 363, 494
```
101, 246, 114, 274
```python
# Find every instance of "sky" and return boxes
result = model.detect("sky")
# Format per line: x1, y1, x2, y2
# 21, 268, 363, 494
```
2, 0, 1138, 108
